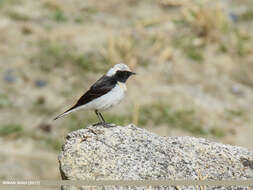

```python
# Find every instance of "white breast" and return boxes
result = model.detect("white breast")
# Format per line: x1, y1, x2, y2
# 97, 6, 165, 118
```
84, 83, 126, 111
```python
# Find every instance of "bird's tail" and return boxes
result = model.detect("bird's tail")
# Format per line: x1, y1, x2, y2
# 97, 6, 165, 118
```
53, 106, 75, 120
53, 112, 67, 120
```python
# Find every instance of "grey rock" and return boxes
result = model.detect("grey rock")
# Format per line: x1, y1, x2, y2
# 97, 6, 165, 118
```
59, 124, 253, 190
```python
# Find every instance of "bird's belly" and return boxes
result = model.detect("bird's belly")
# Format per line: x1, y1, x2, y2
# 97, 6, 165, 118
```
86, 85, 125, 111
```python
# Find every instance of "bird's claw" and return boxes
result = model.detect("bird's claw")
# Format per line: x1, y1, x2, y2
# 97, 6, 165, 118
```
92, 122, 116, 128
92, 122, 103, 127
102, 123, 116, 128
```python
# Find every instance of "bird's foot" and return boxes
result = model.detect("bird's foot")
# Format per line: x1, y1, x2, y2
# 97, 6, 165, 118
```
92, 122, 116, 128
92, 121, 116, 128
102, 122, 116, 128
92, 122, 103, 127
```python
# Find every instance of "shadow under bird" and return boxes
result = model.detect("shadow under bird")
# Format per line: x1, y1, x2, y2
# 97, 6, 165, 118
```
54, 63, 136, 127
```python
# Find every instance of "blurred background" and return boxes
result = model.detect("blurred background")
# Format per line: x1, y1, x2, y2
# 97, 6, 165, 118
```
0, 0, 253, 183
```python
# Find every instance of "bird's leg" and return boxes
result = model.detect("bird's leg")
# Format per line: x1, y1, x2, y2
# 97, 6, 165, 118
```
97, 111, 108, 127
98, 111, 116, 128
98, 112, 105, 123
93, 110, 116, 128
93, 110, 103, 126
92, 110, 115, 128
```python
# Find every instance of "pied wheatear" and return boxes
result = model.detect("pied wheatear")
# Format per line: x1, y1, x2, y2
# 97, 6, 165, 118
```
54, 63, 136, 127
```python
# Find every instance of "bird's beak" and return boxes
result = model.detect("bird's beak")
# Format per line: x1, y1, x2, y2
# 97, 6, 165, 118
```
130, 72, 136, 75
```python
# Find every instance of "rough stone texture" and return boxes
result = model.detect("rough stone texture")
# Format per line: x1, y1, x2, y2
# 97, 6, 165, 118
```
59, 124, 253, 190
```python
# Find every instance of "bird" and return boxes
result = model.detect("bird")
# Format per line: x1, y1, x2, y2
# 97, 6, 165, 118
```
54, 63, 136, 127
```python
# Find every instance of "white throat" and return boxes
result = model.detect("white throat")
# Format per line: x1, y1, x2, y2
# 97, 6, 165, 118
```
117, 82, 127, 91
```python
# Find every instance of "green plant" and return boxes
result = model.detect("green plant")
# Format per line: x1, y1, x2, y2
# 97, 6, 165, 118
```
173, 35, 204, 63
35, 40, 70, 72
66, 115, 88, 132
27, 131, 62, 151
239, 9, 253, 21
51, 9, 67, 22
186, 47, 204, 62
0, 94, 12, 108
139, 103, 207, 135
73, 54, 95, 70
74, 16, 84, 23
35, 40, 110, 73
210, 127, 225, 138
0, 0, 20, 8
8, 11, 30, 21
30, 96, 56, 116
0, 124, 24, 137
235, 31, 252, 56
39, 136, 62, 151
224, 109, 247, 121
138, 103, 225, 137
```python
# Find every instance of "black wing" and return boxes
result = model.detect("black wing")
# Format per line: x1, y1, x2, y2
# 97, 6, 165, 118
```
54, 75, 117, 120
66, 75, 116, 111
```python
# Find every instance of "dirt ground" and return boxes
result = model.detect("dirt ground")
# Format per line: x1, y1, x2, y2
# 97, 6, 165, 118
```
0, 0, 253, 181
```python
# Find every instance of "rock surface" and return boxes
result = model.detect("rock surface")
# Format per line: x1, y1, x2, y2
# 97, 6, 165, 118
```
59, 124, 253, 190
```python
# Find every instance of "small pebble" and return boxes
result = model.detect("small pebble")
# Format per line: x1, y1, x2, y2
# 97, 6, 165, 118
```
229, 12, 238, 23
38, 123, 52, 133
4, 70, 17, 83
230, 85, 244, 96
35, 80, 48, 88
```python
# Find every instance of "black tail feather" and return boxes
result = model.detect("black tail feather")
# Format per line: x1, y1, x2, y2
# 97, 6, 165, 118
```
53, 106, 76, 120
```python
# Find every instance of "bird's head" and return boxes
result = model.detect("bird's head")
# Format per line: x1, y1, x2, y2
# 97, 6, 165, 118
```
106, 63, 136, 83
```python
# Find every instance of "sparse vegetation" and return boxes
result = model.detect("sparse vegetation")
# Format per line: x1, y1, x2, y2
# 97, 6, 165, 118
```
210, 127, 225, 138
66, 115, 87, 132
138, 103, 206, 135
173, 34, 204, 63
0, 124, 62, 151
29, 133, 62, 151
42, 136, 62, 151
138, 103, 225, 137
7, 11, 30, 21
74, 16, 84, 24
35, 40, 69, 71
30, 96, 54, 116
0, 0, 21, 8
231, 61, 253, 87
181, 3, 230, 38
239, 9, 253, 21
235, 31, 252, 56
51, 8, 67, 22
224, 109, 248, 122
33, 40, 111, 72
0, 94, 12, 108
0, 124, 24, 137
100, 34, 150, 68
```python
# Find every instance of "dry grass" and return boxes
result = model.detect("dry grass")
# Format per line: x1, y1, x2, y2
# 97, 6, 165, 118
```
181, 2, 230, 39
99, 33, 149, 68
